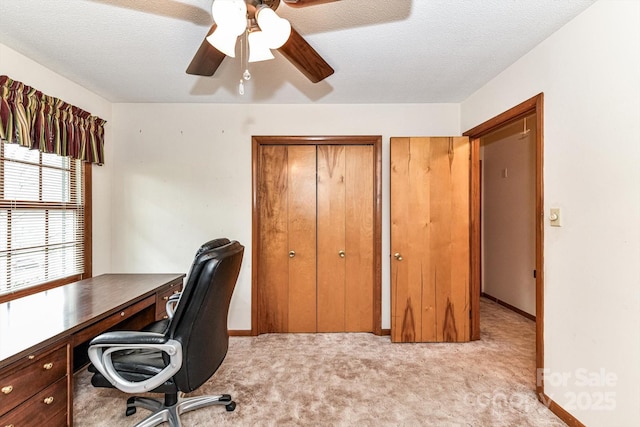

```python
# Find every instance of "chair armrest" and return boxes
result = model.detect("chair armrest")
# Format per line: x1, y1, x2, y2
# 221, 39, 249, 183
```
166, 293, 181, 319
88, 331, 182, 394
90, 331, 168, 346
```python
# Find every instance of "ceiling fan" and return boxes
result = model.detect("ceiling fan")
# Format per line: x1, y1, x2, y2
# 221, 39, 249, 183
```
186, 0, 337, 83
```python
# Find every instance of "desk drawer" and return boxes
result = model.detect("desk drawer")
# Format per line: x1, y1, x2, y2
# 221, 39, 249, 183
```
73, 295, 155, 345
0, 344, 67, 416
0, 376, 67, 427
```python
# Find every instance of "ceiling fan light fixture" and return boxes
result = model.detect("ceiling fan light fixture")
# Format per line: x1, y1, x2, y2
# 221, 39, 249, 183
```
206, 28, 240, 57
211, 0, 247, 35
189, 0, 334, 85
255, 4, 292, 49
207, 0, 248, 57
248, 30, 275, 62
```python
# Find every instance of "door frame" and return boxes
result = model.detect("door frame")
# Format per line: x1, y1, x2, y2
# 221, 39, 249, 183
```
463, 93, 544, 397
251, 135, 383, 335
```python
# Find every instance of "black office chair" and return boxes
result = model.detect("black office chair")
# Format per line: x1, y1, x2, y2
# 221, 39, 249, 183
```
88, 240, 244, 427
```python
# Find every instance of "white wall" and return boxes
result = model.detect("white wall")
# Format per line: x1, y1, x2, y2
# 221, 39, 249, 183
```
0, 43, 113, 275
462, 1, 640, 426
481, 121, 536, 316
109, 103, 460, 330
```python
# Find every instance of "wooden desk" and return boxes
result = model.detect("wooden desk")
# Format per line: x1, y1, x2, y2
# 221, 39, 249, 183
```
0, 273, 184, 426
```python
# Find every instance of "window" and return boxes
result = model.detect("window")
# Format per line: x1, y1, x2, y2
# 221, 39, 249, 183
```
0, 142, 91, 301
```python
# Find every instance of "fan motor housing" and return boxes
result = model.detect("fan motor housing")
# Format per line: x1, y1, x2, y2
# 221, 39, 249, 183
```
246, 0, 280, 16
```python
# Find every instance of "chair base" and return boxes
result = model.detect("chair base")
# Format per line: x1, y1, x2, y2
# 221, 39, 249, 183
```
126, 393, 236, 427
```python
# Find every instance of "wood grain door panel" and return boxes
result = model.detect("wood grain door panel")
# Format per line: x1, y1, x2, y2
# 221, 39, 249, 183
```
317, 145, 346, 332
390, 137, 470, 343
258, 146, 289, 333
390, 138, 432, 342
258, 145, 317, 333
287, 146, 317, 332
345, 145, 375, 332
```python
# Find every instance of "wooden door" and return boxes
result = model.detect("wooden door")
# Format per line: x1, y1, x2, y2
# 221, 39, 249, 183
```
317, 145, 374, 332
258, 142, 375, 334
344, 145, 375, 332
258, 145, 316, 333
317, 145, 346, 332
390, 137, 470, 342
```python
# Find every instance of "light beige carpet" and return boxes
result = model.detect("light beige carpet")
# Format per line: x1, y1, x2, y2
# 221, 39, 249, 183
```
74, 299, 565, 426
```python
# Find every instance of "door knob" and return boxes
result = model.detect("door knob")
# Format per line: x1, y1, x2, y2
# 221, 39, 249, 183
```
394, 252, 403, 261
338, 250, 345, 258
289, 250, 296, 258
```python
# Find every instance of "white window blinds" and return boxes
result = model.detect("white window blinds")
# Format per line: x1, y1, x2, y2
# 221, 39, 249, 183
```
0, 142, 85, 295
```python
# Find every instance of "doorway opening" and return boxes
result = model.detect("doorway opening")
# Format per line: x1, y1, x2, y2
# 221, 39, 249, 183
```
480, 112, 537, 321
464, 93, 544, 398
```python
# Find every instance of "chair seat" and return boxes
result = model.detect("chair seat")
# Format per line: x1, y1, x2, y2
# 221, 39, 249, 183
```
88, 318, 173, 390
90, 349, 178, 394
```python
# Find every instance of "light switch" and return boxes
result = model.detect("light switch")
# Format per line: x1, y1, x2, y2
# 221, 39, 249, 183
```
550, 208, 561, 227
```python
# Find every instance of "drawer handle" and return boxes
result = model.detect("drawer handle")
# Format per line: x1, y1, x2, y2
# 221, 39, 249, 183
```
44, 396, 54, 405
163, 315, 169, 319
173, 290, 180, 294
163, 296, 169, 301
43, 362, 54, 370
120, 311, 125, 317
6, 424, 15, 427
1, 385, 13, 394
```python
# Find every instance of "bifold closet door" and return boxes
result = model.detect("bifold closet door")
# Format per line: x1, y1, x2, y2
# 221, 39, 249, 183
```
390, 137, 470, 343
317, 145, 374, 332
258, 145, 317, 333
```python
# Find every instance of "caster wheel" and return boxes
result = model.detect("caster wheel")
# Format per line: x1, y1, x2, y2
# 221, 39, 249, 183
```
225, 401, 236, 412
220, 394, 232, 402
126, 398, 137, 416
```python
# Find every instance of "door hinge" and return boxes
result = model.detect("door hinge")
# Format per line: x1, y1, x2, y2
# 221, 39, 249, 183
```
533, 269, 537, 279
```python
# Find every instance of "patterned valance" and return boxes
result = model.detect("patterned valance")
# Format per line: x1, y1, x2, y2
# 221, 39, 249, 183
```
0, 75, 106, 164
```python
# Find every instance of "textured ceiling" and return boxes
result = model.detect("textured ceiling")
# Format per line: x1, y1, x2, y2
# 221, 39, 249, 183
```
0, 0, 596, 104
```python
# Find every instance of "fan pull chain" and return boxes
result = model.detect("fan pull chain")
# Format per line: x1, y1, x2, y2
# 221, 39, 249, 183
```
239, 29, 251, 95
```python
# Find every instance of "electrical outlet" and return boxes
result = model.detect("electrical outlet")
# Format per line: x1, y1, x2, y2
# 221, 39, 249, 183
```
550, 208, 561, 227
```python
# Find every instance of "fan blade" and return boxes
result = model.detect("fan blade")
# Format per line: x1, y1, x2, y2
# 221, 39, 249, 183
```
278, 27, 334, 83
186, 24, 226, 76
283, 0, 339, 7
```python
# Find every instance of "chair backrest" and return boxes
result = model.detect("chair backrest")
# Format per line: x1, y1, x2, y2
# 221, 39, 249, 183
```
194, 238, 231, 258
170, 238, 231, 313
187, 238, 231, 280
168, 240, 244, 392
